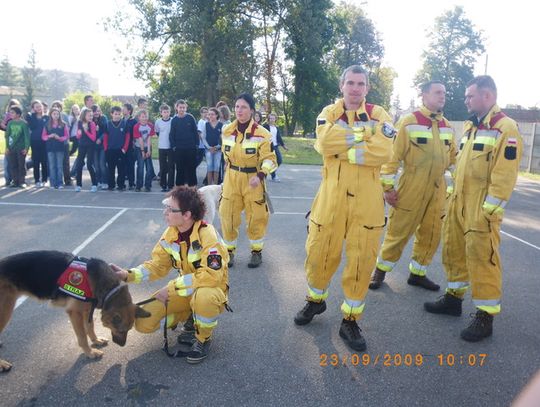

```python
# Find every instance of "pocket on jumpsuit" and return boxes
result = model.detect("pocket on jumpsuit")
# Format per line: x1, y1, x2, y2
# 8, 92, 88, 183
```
363, 223, 386, 259
466, 214, 496, 265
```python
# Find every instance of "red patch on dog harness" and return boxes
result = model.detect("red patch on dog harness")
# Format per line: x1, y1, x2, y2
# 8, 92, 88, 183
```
56, 260, 95, 301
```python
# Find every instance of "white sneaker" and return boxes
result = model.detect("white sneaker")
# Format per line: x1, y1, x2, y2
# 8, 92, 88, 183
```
58, 185, 64, 190
272, 176, 280, 183
90, 185, 98, 193
36, 182, 43, 187
75, 186, 81, 192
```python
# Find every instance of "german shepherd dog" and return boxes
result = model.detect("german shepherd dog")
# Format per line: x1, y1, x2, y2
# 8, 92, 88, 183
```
0, 250, 150, 373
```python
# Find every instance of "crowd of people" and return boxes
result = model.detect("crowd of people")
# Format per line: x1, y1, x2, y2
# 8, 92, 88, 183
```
1, 96, 287, 191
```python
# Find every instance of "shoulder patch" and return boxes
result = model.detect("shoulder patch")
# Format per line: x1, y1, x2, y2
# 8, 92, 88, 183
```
317, 118, 327, 126
382, 122, 396, 138
207, 254, 222, 270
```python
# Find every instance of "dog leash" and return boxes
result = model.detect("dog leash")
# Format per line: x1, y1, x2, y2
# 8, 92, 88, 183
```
135, 297, 189, 358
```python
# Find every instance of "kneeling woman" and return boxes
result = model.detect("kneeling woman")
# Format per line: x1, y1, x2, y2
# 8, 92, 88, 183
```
113, 186, 229, 364
220, 93, 277, 268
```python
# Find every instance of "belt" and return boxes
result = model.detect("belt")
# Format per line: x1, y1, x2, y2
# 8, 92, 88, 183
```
229, 165, 257, 173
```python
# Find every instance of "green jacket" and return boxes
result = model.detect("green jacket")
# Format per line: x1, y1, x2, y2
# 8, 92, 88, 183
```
6, 120, 30, 151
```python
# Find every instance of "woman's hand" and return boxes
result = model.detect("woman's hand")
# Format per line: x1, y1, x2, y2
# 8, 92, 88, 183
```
154, 286, 169, 304
249, 175, 261, 189
110, 263, 129, 282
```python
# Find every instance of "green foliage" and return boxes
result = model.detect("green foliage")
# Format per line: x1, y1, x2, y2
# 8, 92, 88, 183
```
368, 67, 397, 111
22, 46, 45, 111
284, 0, 336, 135
414, 6, 485, 120
0, 55, 20, 86
281, 136, 322, 165
63, 92, 123, 117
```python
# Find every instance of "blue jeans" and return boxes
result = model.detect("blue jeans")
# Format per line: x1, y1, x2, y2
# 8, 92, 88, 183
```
94, 145, 108, 184
135, 147, 153, 189
47, 150, 64, 188
271, 146, 282, 179
3, 153, 11, 185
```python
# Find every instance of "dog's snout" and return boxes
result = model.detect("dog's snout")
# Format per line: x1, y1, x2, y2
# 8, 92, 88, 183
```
112, 333, 127, 346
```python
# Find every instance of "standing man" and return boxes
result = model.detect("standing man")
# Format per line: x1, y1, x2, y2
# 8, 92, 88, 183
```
293, 65, 394, 351
170, 100, 199, 187
424, 76, 522, 342
197, 107, 209, 170
263, 113, 288, 183
369, 81, 456, 291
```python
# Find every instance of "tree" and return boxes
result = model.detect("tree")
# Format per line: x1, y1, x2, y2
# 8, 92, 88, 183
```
283, 0, 335, 135
414, 6, 485, 120
75, 73, 91, 92
22, 46, 45, 111
47, 69, 69, 100
330, 2, 384, 71
108, 0, 259, 108
0, 55, 20, 86
368, 66, 397, 111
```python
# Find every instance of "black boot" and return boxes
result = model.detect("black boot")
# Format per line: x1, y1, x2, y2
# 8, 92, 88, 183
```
294, 301, 327, 325
177, 313, 196, 344
339, 319, 367, 352
424, 293, 462, 316
369, 268, 386, 290
407, 273, 440, 291
248, 251, 262, 268
227, 251, 235, 268
186, 339, 211, 364
460, 310, 493, 342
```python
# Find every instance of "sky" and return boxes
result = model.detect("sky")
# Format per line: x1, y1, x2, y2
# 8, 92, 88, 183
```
1, 0, 539, 108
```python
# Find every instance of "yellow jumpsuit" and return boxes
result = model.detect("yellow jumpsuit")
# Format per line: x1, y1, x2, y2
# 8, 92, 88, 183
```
304, 99, 394, 320
127, 221, 229, 342
444, 105, 522, 315
219, 119, 277, 252
377, 106, 456, 276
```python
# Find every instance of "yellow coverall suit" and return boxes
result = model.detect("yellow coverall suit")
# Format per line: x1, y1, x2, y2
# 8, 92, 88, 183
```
305, 99, 394, 320
127, 221, 229, 342
219, 119, 277, 252
377, 106, 456, 276
444, 105, 522, 315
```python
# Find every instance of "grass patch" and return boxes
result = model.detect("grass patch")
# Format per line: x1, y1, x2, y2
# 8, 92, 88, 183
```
519, 171, 540, 181
281, 137, 322, 165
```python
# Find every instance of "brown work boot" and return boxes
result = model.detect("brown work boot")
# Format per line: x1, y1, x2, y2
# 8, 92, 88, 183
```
369, 268, 386, 290
407, 273, 440, 291
248, 251, 262, 268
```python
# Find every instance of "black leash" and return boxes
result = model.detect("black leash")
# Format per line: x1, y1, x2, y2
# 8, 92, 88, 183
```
136, 297, 189, 358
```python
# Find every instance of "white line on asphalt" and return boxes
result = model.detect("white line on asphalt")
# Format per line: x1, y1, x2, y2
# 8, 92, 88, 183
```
501, 231, 540, 251
0, 201, 162, 211
270, 196, 313, 200
14, 208, 129, 309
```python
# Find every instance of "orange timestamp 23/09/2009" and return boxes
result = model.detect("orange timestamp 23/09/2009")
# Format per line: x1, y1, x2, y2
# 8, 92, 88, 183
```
319, 353, 488, 367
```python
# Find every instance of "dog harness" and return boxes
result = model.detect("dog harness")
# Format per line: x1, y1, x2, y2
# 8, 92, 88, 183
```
56, 258, 95, 301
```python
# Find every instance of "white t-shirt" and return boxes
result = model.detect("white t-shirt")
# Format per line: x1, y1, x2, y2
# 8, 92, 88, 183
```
155, 118, 172, 149
197, 119, 207, 148
269, 125, 278, 146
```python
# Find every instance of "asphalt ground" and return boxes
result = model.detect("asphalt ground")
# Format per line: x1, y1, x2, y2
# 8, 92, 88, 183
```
0, 159, 539, 407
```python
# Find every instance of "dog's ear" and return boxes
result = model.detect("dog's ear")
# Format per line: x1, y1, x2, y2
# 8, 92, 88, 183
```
135, 305, 151, 318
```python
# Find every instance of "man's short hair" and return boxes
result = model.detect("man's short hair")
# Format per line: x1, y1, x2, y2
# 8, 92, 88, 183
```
160, 104, 170, 111
467, 75, 497, 97
340, 65, 369, 86
420, 80, 445, 94
110, 106, 122, 114
84, 95, 93, 103
137, 97, 147, 106
175, 99, 187, 107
